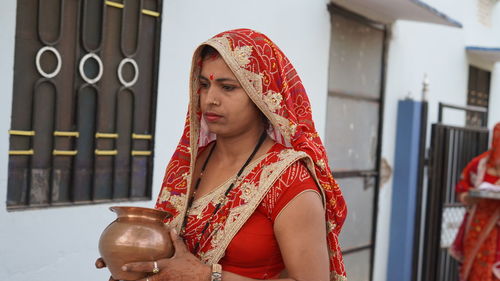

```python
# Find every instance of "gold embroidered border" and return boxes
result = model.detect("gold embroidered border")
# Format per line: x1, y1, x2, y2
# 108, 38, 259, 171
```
473, 156, 488, 187
292, 154, 327, 207
189, 151, 270, 214
189, 177, 234, 213
178, 45, 207, 232
331, 273, 347, 281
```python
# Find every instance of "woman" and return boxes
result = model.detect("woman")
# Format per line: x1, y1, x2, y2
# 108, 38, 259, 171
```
450, 122, 500, 281
98, 28, 347, 281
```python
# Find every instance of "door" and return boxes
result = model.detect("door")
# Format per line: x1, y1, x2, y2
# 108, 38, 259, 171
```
326, 5, 386, 281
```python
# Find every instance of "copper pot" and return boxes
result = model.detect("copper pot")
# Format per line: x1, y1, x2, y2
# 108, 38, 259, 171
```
98, 206, 174, 281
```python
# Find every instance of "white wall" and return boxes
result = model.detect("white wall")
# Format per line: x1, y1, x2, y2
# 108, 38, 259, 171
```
0, 1, 332, 281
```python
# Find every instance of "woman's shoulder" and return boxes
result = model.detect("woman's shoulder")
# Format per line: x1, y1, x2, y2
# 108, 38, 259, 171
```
261, 143, 313, 183
260, 158, 319, 222
465, 151, 489, 171
267, 142, 309, 160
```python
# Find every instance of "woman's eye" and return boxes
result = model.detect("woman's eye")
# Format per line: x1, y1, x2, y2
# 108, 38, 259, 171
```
222, 85, 236, 91
199, 82, 209, 89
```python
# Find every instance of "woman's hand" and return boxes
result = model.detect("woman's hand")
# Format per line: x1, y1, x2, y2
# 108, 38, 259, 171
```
458, 191, 479, 206
122, 229, 210, 281
94, 257, 118, 281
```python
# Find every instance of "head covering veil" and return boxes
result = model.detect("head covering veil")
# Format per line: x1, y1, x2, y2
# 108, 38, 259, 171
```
156, 29, 347, 279
487, 122, 500, 168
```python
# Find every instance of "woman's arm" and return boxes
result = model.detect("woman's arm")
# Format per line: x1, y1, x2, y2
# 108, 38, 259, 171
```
456, 156, 483, 205
457, 191, 479, 205
273, 191, 330, 281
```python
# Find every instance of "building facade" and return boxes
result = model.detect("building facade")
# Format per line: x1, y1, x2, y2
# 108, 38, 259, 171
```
0, 0, 499, 280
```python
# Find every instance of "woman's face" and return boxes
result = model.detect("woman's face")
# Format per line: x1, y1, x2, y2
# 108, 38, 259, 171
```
198, 56, 263, 137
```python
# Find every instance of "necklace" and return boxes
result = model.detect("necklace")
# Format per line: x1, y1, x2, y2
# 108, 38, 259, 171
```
182, 130, 268, 253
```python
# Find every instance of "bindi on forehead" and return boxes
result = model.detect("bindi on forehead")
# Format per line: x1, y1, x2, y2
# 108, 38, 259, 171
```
200, 58, 239, 83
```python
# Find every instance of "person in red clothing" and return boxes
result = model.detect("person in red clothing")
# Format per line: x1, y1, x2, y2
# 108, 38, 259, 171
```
98, 29, 347, 281
450, 122, 500, 281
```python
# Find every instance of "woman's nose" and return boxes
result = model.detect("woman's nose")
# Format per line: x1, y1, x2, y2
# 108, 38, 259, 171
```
205, 85, 219, 103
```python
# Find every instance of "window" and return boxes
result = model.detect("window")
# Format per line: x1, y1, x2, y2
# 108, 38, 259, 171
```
466, 66, 490, 127
7, 0, 163, 210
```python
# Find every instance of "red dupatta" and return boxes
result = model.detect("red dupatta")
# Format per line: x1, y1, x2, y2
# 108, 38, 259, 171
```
456, 123, 500, 193
488, 123, 500, 169
155, 29, 347, 280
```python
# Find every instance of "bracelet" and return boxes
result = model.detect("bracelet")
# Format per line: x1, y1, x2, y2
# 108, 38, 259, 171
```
211, 263, 222, 281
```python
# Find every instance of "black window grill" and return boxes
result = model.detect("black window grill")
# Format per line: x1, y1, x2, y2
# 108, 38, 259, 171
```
7, 0, 163, 210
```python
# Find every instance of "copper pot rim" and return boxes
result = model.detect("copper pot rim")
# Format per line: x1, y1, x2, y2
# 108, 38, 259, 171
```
109, 206, 173, 220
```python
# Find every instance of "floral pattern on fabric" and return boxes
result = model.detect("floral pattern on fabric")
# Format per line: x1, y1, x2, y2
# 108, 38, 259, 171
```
462, 200, 500, 281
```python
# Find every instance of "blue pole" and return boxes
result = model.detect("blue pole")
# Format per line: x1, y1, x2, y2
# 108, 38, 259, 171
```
387, 99, 422, 281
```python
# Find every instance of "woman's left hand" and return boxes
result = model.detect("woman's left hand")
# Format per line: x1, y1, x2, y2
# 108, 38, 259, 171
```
122, 229, 211, 281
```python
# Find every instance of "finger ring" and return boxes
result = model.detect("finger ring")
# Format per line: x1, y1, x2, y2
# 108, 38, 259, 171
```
152, 260, 160, 274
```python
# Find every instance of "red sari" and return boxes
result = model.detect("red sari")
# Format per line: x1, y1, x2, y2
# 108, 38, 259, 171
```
451, 123, 500, 281
155, 29, 347, 280
183, 142, 320, 279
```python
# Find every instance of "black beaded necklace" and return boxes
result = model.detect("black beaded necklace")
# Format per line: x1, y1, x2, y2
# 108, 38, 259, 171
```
182, 130, 268, 253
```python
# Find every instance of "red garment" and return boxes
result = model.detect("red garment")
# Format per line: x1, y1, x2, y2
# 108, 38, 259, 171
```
461, 198, 500, 281
217, 144, 319, 279
455, 152, 490, 194
181, 143, 319, 279
488, 123, 500, 168
451, 123, 500, 281
155, 29, 347, 280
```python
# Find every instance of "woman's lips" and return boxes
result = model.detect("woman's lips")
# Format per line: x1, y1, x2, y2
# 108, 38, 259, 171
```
204, 112, 222, 122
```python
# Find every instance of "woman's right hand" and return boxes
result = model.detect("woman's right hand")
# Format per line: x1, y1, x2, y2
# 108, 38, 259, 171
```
95, 257, 118, 281
458, 191, 479, 206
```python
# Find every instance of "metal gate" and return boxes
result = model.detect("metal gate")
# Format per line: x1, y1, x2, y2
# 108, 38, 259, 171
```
419, 103, 489, 281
